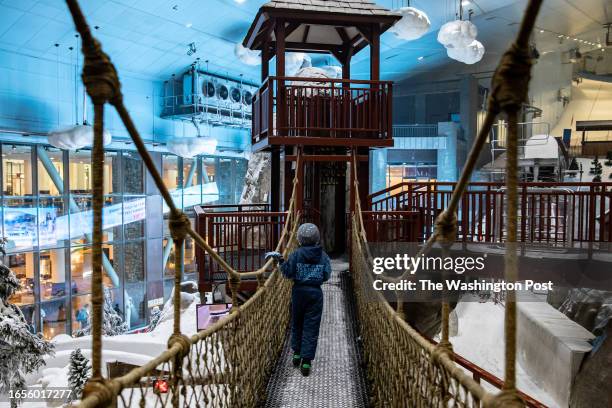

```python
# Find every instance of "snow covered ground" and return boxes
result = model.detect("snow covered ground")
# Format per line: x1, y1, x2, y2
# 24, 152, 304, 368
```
447, 297, 559, 407
10, 290, 204, 408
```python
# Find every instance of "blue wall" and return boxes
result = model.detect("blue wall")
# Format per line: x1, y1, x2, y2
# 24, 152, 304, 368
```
0, 48, 250, 151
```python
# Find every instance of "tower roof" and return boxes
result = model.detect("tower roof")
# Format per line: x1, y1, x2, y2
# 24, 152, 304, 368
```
243, 0, 400, 56
262, 0, 397, 17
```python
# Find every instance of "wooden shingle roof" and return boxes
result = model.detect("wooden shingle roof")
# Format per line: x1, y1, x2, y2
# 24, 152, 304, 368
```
262, 0, 397, 17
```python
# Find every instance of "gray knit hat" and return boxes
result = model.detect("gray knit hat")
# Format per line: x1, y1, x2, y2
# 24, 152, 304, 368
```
297, 223, 320, 246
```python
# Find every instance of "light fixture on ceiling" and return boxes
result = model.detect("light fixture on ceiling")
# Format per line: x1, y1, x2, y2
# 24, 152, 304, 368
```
461, 0, 470, 5
234, 0, 246, 3
417, 56, 424, 61
235, 43, 261, 66
185, 22, 193, 28
438, 1, 484, 65
389, 1, 431, 41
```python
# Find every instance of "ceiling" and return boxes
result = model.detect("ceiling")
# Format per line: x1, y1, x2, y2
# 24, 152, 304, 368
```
0, 0, 609, 84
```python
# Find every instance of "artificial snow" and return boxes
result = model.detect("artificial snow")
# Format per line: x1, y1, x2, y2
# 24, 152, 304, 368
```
389, 6, 431, 41
447, 298, 559, 407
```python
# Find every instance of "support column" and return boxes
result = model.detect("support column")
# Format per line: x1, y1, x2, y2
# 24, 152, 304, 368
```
271, 149, 281, 212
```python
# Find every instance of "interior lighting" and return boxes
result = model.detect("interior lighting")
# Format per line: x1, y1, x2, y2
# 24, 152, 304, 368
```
461, 0, 470, 5
417, 56, 424, 60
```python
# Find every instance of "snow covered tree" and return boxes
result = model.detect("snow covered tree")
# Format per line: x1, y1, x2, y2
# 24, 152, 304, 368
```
0, 239, 54, 407
74, 288, 128, 337
590, 156, 603, 182
605, 151, 612, 166
147, 306, 162, 332
68, 348, 91, 401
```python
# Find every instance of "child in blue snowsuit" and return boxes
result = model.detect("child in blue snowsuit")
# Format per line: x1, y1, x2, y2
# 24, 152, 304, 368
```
265, 223, 331, 376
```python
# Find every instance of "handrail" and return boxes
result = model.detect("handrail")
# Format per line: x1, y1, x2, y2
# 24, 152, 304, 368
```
267, 75, 394, 85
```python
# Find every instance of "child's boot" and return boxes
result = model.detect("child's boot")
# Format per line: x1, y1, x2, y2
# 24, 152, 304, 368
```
292, 353, 301, 367
300, 359, 312, 376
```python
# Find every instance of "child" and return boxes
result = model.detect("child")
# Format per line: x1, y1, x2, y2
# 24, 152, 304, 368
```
265, 223, 331, 376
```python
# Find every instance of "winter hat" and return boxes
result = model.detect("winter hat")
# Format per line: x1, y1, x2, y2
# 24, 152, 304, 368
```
297, 223, 320, 246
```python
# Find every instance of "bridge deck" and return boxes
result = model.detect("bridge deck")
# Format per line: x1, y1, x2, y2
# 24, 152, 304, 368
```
264, 259, 369, 407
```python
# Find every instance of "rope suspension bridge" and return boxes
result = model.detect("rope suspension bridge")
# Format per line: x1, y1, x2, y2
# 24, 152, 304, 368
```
62, 0, 548, 405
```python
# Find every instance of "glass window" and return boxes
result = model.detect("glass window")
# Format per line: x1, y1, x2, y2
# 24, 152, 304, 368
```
3, 144, 33, 196
202, 157, 217, 204
69, 150, 116, 195
163, 154, 182, 208
122, 151, 144, 195
69, 150, 93, 194
39, 197, 67, 248
40, 298, 67, 339
72, 294, 91, 334
182, 157, 201, 209
40, 248, 67, 301
37, 146, 64, 196
20, 304, 35, 332
70, 196, 121, 245
123, 196, 145, 240
124, 240, 144, 283
70, 244, 118, 295
3, 198, 37, 251
125, 281, 145, 328
8, 252, 36, 305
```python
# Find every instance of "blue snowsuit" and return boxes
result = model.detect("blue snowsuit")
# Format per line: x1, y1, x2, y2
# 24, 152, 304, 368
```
281, 245, 331, 360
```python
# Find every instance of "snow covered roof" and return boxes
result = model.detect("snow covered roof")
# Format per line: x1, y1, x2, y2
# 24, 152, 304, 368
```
261, 0, 397, 17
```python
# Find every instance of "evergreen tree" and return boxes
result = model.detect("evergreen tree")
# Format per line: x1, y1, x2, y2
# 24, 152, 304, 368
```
605, 151, 612, 166
0, 238, 54, 407
68, 348, 91, 400
74, 288, 128, 337
590, 156, 603, 182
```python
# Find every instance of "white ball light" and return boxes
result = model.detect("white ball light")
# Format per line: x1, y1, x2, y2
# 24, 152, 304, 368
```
48, 125, 112, 150
438, 20, 478, 49
234, 43, 260, 66
166, 137, 217, 158
447, 39, 485, 64
389, 7, 431, 41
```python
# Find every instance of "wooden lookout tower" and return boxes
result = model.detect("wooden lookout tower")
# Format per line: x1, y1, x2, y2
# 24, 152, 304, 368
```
243, 0, 400, 252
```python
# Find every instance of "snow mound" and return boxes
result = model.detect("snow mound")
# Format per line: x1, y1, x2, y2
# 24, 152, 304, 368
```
448, 299, 558, 407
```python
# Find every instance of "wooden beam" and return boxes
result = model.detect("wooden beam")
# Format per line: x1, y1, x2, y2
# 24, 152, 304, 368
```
285, 21, 301, 39
356, 25, 373, 44
302, 24, 310, 42
370, 23, 380, 81
286, 154, 369, 162
284, 42, 343, 53
252, 19, 274, 49
268, 136, 394, 148
335, 27, 350, 44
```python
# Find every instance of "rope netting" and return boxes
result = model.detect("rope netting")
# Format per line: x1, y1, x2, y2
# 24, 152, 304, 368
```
349, 0, 543, 406
64, 0, 544, 404
62, 0, 303, 406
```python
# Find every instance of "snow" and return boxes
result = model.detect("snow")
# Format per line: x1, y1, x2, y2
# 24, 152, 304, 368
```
25, 290, 202, 395
447, 298, 559, 407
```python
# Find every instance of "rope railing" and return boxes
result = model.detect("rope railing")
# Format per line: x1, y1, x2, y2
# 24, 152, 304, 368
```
349, 0, 543, 406
64, 0, 545, 403
62, 0, 304, 406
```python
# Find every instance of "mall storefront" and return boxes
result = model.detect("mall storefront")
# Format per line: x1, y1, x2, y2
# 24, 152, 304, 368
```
0, 142, 247, 339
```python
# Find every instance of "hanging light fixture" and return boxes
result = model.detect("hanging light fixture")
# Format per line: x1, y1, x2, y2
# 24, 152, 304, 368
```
165, 137, 217, 158
389, 1, 431, 41
446, 39, 485, 64
234, 43, 260, 66
48, 35, 112, 150
438, 0, 484, 64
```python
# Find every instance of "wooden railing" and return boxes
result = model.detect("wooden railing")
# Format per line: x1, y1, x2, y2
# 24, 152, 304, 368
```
194, 206, 287, 291
369, 181, 612, 244
361, 210, 422, 242
252, 76, 393, 146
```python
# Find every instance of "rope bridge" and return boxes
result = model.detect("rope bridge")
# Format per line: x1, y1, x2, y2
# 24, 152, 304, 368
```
63, 0, 544, 405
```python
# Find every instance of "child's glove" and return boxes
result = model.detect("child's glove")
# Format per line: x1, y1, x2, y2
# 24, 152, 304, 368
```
264, 251, 284, 264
